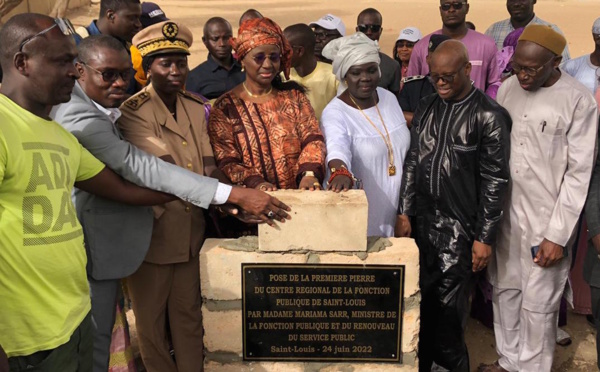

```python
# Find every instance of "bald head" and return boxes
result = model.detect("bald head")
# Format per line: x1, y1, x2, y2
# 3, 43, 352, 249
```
239, 9, 263, 26
284, 24, 316, 52
0, 13, 55, 69
429, 40, 472, 101
203, 17, 231, 37
431, 39, 470, 66
0, 13, 79, 112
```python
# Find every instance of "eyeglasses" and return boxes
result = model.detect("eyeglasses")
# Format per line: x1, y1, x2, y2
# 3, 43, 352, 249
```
357, 24, 382, 33
79, 61, 133, 83
314, 31, 339, 40
19, 18, 76, 52
396, 41, 416, 48
440, 2, 467, 11
428, 62, 468, 84
511, 56, 554, 77
251, 52, 281, 65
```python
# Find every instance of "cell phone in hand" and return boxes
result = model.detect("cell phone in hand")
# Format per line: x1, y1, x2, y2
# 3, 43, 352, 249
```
531, 245, 539, 260
531, 244, 569, 260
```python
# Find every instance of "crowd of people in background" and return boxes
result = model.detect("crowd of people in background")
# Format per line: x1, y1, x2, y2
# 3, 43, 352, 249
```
0, 0, 599, 371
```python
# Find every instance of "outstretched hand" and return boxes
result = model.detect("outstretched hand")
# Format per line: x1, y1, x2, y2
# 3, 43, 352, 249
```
217, 204, 263, 224
227, 186, 291, 226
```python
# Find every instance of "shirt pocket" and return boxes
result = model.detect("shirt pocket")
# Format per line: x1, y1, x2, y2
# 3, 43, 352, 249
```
537, 118, 567, 160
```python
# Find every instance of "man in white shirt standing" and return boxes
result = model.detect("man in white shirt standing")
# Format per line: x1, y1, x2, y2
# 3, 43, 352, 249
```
484, 25, 598, 372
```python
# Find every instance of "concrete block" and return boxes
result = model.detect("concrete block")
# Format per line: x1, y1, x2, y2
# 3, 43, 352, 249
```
202, 307, 242, 355
317, 238, 420, 298
205, 361, 304, 372
258, 190, 368, 252
402, 307, 420, 354
200, 239, 307, 301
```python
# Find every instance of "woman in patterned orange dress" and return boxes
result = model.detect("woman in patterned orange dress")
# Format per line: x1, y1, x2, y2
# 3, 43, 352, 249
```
208, 18, 326, 191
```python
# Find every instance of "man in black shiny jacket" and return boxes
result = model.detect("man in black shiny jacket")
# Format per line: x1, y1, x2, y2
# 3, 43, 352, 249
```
396, 40, 511, 372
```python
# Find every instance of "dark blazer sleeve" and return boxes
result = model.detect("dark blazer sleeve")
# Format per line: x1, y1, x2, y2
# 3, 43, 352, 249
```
52, 95, 219, 209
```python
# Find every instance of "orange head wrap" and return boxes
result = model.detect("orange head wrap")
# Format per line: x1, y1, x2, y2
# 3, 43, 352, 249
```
230, 17, 292, 79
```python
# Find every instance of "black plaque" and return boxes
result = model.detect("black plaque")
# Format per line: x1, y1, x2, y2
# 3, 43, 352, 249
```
242, 264, 404, 362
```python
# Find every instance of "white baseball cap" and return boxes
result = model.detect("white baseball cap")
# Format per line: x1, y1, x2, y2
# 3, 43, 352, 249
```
310, 14, 346, 36
396, 27, 422, 43
593, 17, 600, 34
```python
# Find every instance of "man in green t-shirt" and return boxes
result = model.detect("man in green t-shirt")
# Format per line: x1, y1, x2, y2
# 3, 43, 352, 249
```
0, 13, 180, 371
0, 13, 291, 371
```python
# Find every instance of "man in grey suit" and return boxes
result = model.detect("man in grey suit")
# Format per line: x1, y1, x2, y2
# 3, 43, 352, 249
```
52, 35, 290, 372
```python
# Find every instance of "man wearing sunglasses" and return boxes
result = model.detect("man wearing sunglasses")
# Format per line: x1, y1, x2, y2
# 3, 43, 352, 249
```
484, 25, 598, 372
397, 40, 511, 372
356, 8, 401, 97
74, 0, 142, 95
309, 14, 346, 64
485, 0, 570, 62
51, 33, 291, 371
407, 0, 500, 93
0, 14, 290, 371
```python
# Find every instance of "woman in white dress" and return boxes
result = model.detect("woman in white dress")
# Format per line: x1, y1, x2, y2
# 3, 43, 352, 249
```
320, 32, 411, 237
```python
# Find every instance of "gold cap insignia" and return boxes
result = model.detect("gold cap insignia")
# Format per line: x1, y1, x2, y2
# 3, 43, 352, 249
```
162, 22, 179, 41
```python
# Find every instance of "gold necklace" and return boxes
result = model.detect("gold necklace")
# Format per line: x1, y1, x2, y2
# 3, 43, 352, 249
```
243, 82, 273, 97
348, 93, 396, 176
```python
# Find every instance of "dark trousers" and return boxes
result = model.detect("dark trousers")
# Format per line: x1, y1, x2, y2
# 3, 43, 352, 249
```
89, 278, 120, 372
8, 312, 92, 372
418, 236, 472, 372
591, 286, 600, 370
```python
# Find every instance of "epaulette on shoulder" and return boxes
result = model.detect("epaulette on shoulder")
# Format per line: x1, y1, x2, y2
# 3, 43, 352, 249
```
123, 92, 150, 110
402, 75, 426, 84
180, 90, 206, 105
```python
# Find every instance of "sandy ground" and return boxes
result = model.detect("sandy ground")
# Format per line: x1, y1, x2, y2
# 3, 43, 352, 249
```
67, 1, 600, 370
66, 0, 600, 68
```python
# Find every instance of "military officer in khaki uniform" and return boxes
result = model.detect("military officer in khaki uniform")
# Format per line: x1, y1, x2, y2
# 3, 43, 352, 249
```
118, 21, 225, 372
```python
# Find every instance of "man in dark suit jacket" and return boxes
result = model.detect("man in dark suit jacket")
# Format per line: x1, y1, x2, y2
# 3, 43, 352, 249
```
584, 105, 600, 370
52, 35, 290, 372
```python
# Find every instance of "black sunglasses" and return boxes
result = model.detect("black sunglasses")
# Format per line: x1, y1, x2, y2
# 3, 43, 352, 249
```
427, 62, 468, 84
79, 61, 133, 83
313, 30, 339, 40
396, 41, 416, 48
19, 18, 76, 52
440, 2, 467, 11
251, 53, 281, 65
357, 24, 382, 33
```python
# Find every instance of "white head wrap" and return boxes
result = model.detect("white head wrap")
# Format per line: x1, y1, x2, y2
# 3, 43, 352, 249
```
322, 32, 381, 83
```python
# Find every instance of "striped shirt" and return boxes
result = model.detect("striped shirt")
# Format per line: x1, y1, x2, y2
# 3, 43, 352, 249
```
485, 15, 570, 61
